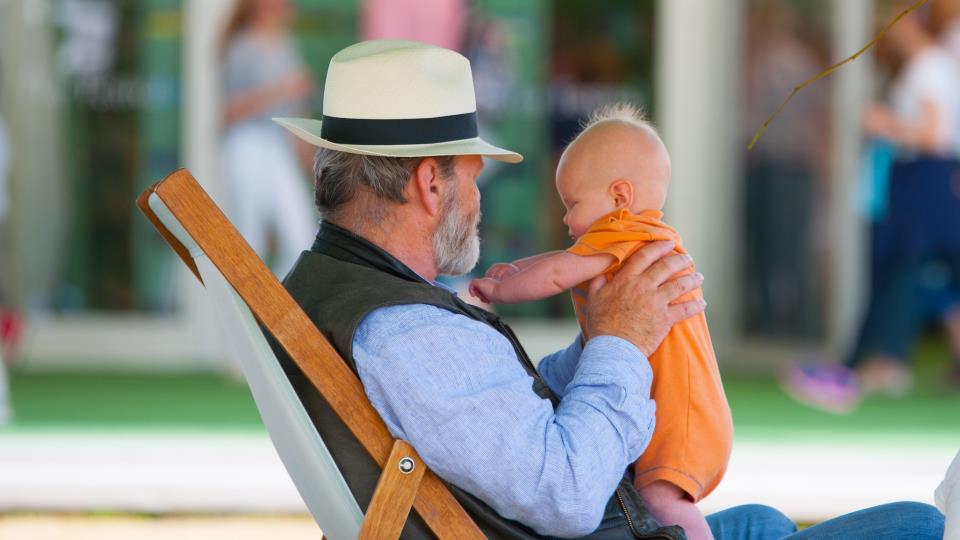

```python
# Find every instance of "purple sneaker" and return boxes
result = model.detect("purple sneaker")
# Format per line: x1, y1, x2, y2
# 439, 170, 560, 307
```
780, 363, 862, 414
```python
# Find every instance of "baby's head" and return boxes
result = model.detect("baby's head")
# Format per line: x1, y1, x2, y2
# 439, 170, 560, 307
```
556, 103, 671, 239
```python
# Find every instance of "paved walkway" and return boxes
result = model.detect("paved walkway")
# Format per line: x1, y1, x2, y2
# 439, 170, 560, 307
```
0, 515, 318, 540
0, 430, 953, 523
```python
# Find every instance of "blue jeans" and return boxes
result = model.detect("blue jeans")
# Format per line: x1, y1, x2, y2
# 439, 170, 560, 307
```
844, 254, 960, 368
708, 501, 944, 540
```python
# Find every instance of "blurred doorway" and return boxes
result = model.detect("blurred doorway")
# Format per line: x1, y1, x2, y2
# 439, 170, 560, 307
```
739, 0, 834, 342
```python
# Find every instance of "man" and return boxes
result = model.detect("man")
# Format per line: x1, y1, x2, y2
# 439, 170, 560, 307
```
269, 40, 944, 539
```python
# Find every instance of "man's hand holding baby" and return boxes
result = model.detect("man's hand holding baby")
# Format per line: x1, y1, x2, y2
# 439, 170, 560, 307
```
586, 241, 704, 357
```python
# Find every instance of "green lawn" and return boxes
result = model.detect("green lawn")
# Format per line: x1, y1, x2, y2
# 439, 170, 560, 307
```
725, 375, 959, 442
7, 370, 263, 431
725, 337, 960, 443
5, 339, 959, 442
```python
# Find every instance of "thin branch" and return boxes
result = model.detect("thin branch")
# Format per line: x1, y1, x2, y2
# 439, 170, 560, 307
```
748, 0, 928, 151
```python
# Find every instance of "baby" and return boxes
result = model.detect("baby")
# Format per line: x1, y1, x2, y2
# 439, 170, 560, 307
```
470, 104, 732, 540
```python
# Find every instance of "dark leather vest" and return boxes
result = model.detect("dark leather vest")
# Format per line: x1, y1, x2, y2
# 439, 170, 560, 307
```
268, 221, 682, 540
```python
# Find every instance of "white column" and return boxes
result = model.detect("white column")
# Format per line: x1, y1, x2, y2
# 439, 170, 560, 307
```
656, 0, 744, 349
180, 0, 236, 366
827, 0, 872, 355
1, 0, 67, 311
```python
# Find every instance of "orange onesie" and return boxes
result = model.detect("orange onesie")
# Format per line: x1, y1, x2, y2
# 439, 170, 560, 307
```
568, 208, 732, 502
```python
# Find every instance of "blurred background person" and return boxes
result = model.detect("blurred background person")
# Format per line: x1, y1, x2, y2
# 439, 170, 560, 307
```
361, 0, 467, 51
741, 2, 830, 340
933, 0, 960, 60
785, 2, 960, 412
220, 0, 317, 277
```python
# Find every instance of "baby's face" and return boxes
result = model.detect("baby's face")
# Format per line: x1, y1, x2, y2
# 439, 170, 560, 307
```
556, 121, 671, 240
557, 177, 618, 240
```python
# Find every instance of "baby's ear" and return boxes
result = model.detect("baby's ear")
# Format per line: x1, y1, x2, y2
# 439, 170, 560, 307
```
609, 180, 634, 208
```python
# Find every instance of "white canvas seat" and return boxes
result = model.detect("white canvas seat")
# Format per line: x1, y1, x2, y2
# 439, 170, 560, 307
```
147, 192, 363, 540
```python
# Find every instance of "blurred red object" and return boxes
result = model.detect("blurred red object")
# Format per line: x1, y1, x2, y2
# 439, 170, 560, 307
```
0, 308, 22, 365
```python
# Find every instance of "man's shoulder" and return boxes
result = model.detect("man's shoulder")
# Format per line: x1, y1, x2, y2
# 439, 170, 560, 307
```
356, 303, 505, 347
360, 302, 485, 334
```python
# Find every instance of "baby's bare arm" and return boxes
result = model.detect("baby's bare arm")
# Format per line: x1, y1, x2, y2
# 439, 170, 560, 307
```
512, 250, 565, 269
472, 251, 615, 304
638, 481, 714, 540
480, 251, 566, 282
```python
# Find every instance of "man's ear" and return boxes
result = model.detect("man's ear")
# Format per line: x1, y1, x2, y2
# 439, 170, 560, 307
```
609, 180, 634, 209
412, 158, 443, 217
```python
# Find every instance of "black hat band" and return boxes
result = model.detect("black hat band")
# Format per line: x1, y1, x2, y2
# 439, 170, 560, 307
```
320, 111, 479, 146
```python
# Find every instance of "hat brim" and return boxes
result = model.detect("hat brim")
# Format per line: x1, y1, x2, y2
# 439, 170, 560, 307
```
273, 117, 523, 164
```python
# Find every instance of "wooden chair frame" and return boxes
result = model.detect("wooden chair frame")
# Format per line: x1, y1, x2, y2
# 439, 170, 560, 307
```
137, 169, 485, 539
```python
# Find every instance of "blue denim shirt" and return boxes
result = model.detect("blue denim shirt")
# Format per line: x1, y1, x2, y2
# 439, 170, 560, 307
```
353, 303, 656, 537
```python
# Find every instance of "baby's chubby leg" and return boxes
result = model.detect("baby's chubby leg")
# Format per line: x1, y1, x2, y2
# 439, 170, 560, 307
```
637, 480, 714, 540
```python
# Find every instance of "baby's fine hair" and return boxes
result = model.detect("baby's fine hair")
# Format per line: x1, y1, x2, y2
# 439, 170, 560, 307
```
579, 102, 660, 138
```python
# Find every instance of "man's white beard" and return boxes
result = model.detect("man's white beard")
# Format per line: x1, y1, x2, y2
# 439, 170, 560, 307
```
433, 189, 480, 277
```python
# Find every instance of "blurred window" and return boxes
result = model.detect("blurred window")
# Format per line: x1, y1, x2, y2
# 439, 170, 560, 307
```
54, 0, 183, 312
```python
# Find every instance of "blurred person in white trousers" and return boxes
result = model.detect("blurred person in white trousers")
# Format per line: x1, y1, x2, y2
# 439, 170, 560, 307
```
220, 0, 317, 277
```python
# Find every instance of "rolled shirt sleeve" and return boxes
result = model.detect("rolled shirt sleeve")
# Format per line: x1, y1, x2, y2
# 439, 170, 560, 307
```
353, 304, 656, 537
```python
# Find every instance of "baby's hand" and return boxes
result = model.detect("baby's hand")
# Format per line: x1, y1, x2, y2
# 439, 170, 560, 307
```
484, 262, 521, 280
469, 277, 500, 304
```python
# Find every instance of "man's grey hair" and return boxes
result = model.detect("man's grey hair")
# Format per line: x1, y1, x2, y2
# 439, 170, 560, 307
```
579, 102, 659, 137
313, 149, 456, 221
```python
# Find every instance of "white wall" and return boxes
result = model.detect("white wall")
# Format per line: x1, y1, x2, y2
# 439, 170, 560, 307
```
0, 0, 68, 312
178, 0, 238, 366
827, 0, 872, 356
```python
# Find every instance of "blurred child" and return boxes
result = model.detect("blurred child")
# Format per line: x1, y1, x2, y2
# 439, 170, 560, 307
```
470, 104, 731, 540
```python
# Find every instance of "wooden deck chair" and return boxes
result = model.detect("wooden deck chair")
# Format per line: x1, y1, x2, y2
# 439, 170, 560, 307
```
137, 168, 485, 540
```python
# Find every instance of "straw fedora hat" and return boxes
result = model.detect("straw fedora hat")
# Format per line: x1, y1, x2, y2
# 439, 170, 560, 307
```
274, 39, 522, 163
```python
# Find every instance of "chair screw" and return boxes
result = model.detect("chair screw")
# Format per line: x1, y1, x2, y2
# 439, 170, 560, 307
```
399, 457, 415, 474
